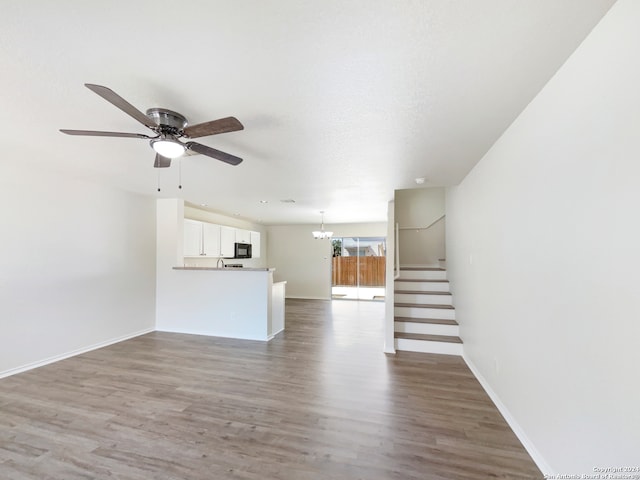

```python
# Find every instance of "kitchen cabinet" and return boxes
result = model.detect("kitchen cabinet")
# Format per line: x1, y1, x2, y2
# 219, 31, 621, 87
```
220, 226, 236, 258
184, 220, 204, 257
184, 220, 221, 257
250, 231, 261, 259
202, 223, 221, 257
235, 228, 251, 244
185, 220, 260, 259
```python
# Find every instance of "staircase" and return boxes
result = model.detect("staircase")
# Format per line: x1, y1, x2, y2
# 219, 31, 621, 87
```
394, 266, 463, 355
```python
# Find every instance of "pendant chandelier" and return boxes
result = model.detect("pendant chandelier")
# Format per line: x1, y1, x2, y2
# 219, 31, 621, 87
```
312, 211, 333, 239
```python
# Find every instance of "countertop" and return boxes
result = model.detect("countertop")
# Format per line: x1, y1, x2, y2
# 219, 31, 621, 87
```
173, 266, 275, 272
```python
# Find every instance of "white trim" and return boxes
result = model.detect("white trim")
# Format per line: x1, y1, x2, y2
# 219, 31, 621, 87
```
0, 328, 154, 379
267, 327, 285, 341
394, 222, 400, 280
155, 327, 268, 342
285, 295, 330, 300
462, 352, 555, 476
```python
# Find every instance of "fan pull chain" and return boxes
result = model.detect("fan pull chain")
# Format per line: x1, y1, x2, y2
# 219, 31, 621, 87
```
178, 158, 182, 190
157, 169, 161, 192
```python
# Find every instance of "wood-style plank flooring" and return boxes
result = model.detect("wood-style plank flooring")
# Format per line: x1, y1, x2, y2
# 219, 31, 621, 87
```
0, 299, 542, 479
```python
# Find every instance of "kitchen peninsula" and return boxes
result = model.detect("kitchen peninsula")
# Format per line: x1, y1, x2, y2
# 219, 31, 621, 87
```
156, 199, 285, 341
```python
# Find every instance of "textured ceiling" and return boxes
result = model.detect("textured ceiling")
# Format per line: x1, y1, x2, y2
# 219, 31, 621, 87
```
0, 0, 615, 224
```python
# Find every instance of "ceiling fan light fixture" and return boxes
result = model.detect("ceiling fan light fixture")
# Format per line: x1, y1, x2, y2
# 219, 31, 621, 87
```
151, 137, 186, 159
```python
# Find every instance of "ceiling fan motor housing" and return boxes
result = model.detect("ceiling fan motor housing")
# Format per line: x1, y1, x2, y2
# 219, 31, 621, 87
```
146, 108, 187, 133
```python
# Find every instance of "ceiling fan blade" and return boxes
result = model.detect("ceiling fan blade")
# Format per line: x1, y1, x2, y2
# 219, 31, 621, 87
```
154, 154, 171, 168
186, 142, 243, 166
60, 129, 151, 139
183, 117, 244, 139
84, 84, 157, 129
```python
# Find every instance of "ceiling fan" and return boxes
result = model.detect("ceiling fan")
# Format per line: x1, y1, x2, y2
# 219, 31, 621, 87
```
60, 84, 244, 168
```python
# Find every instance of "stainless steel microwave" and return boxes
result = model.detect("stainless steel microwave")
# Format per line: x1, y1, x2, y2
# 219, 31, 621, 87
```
234, 242, 252, 259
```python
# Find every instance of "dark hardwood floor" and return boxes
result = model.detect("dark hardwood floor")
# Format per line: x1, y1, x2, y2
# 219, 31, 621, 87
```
0, 299, 541, 479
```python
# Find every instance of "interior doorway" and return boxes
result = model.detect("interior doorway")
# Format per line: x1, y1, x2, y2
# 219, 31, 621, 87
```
331, 236, 386, 301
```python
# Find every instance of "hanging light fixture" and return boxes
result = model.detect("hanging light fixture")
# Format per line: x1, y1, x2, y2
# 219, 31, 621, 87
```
312, 211, 333, 239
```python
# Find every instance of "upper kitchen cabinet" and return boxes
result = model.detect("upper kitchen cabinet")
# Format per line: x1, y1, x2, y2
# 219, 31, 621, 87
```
250, 231, 261, 259
184, 220, 221, 257
235, 228, 251, 244
184, 219, 204, 257
202, 223, 221, 257
220, 226, 236, 258
185, 218, 262, 260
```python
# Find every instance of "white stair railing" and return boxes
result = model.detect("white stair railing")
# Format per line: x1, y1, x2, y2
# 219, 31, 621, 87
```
398, 214, 445, 232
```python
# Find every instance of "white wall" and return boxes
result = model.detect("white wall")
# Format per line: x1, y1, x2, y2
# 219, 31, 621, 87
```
267, 222, 387, 299
446, 0, 640, 474
0, 163, 156, 377
395, 188, 445, 266
395, 187, 445, 227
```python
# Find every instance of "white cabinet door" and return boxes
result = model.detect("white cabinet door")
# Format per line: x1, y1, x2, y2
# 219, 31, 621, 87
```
250, 231, 261, 259
202, 223, 221, 257
220, 226, 236, 258
235, 228, 251, 244
184, 219, 203, 257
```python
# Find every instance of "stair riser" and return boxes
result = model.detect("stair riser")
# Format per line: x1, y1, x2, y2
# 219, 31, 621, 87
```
394, 306, 456, 320
395, 338, 463, 356
395, 322, 460, 336
398, 270, 447, 280
394, 293, 452, 304
394, 281, 450, 292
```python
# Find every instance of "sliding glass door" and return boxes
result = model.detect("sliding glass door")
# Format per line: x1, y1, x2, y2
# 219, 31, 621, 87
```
331, 237, 386, 301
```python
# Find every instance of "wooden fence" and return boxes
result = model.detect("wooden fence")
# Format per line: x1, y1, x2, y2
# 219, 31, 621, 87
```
332, 256, 386, 287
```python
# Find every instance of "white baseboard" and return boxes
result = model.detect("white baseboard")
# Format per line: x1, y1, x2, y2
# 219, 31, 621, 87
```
462, 353, 554, 476
0, 327, 154, 379
155, 327, 268, 342
267, 327, 285, 341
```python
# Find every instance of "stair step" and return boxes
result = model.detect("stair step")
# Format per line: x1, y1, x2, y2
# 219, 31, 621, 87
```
395, 279, 450, 292
394, 278, 449, 283
397, 269, 447, 280
395, 332, 462, 344
395, 292, 453, 305
395, 303, 456, 320
394, 290, 451, 295
394, 334, 463, 355
400, 267, 445, 271
395, 302, 454, 309
394, 316, 458, 325
395, 319, 460, 336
